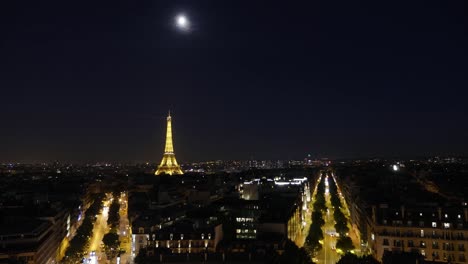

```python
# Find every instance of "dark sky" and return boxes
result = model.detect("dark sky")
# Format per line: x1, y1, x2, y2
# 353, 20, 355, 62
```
1, 0, 467, 163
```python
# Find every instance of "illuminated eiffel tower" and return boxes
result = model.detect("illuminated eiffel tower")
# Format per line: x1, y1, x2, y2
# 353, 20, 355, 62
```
155, 111, 184, 175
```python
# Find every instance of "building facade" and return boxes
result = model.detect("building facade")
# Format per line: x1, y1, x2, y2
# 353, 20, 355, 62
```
369, 204, 468, 263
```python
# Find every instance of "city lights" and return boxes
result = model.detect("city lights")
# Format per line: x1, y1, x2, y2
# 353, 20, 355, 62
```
2, 1, 466, 262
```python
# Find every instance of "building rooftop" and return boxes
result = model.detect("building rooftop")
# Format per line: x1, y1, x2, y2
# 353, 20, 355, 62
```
0, 217, 51, 237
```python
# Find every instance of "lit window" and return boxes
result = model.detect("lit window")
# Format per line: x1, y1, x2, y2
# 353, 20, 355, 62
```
421, 230, 425, 237
444, 223, 450, 228
420, 213, 423, 216
432, 222, 437, 228
458, 215, 461, 219
445, 214, 448, 218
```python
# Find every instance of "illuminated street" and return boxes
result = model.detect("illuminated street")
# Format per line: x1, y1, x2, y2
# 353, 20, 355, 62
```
330, 172, 362, 254
296, 208, 312, 247
315, 174, 340, 264
118, 192, 132, 264
85, 198, 110, 264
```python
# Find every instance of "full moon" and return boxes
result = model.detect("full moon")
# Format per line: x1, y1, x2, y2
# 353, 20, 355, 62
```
175, 14, 190, 30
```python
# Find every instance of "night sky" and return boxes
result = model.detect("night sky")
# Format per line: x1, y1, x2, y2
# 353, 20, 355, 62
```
1, 0, 467, 163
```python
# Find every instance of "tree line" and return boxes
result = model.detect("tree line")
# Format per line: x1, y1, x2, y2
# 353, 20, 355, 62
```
328, 173, 354, 253
64, 193, 105, 263
305, 173, 326, 255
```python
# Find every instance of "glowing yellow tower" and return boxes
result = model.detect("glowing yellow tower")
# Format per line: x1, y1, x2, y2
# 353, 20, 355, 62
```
155, 111, 183, 175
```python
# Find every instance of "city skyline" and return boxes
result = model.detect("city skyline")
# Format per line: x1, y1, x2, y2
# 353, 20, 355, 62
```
2, 1, 468, 264
1, 0, 467, 162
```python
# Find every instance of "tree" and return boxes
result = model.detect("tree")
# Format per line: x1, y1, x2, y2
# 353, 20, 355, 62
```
305, 223, 323, 253
87, 195, 104, 216
107, 199, 120, 227
335, 220, 349, 236
103, 231, 120, 260
382, 251, 424, 264
310, 224, 324, 241
65, 216, 94, 259
103, 231, 119, 248
336, 236, 354, 253
314, 192, 326, 211
63, 194, 104, 262
134, 248, 160, 264
333, 209, 349, 236
278, 240, 314, 264
331, 195, 342, 207
337, 253, 380, 264
134, 248, 148, 264
312, 211, 325, 226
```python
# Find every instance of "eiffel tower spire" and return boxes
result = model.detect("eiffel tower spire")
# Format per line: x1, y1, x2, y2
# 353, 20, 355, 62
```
155, 111, 183, 175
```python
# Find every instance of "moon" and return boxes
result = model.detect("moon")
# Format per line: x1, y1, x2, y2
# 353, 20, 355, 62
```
175, 14, 190, 31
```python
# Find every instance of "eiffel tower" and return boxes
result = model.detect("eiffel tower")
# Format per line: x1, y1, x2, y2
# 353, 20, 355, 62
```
155, 111, 183, 175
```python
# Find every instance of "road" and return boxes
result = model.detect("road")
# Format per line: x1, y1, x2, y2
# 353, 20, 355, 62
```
316, 174, 341, 264
84, 196, 110, 264
89, 206, 109, 252
117, 192, 132, 264
330, 172, 362, 254
83, 192, 132, 264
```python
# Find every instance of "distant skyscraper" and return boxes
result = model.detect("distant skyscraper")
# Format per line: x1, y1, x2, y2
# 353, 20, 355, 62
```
155, 111, 183, 175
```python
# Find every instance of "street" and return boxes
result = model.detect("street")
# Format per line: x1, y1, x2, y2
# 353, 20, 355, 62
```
330, 172, 362, 254
309, 171, 360, 264
84, 192, 132, 264
117, 192, 132, 264
84, 196, 111, 264
315, 175, 340, 264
